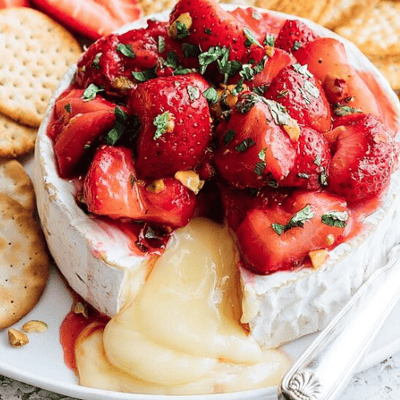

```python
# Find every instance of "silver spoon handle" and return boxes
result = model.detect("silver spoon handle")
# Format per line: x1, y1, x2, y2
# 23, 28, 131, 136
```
279, 243, 400, 400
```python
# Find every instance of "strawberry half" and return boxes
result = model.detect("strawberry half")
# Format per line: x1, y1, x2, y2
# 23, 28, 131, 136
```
275, 19, 319, 53
129, 73, 212, 180
266, 63, 332, 133
328, 113, 398, 203
83, 145, 196, 228
214, 92, 297, 189
236, 190, 350, 274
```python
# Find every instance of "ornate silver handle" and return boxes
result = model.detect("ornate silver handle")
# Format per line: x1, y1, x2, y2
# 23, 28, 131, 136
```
279, 243, 400, 400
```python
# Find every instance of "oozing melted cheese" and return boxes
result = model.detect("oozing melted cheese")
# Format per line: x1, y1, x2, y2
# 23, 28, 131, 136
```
75, 218, 290, 394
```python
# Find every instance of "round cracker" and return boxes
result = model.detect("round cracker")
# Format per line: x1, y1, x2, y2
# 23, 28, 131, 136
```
0, 193, 50, 330
255, 0, 327, 23
138, 0, 177, 15
335, 1, 400, 57
0, 7, 82, 128
317, 0, 380, 30
0, 159, 35, 213
0, 112, 37, 158
370, 56, 400, 91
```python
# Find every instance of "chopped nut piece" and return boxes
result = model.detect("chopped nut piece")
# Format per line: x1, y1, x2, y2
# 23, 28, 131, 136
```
212, 84, 249, 119
147, 179, 166, 194
326, 234, 335, 246
174, 170, 204, 194
265, 46, 275, 57
112, 76, 134, 91
8, 328, 29, 347
283, 118, 301, 142
309, 249, 329, 269
169, 13, 192, 39
73, 301, 89, 319
22, 320, 48, 333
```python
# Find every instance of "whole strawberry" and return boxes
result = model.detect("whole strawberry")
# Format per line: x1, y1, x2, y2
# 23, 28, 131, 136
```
328, 113, 398, 203
129, 73, 212, 180
266, 63, 332, 133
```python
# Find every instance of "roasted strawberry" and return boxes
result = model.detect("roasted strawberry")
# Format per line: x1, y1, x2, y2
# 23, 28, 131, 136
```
219, 183, 292, 230
129, 73, 212, 180
214, 92, 297, 188
327, 113, 398, 203
275, 19, 319, 53
75, 20, 176, 97
83, 145, 196, 228
280, 126, 331, 190
52, 89, 128, 178
266, 63, 332, 133
295, 38, 380, 117
236, 190, 350, 274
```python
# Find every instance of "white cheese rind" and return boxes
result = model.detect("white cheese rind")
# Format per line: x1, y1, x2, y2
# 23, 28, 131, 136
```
33, 65, 149, 316
33, 7, 400, 348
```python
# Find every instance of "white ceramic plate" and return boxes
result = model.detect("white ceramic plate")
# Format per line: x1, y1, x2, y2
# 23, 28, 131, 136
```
1, 5, 400, 400
1, 257, 400, 400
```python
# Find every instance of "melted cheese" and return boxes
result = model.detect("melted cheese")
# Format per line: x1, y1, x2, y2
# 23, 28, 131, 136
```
75, 218, 290, 394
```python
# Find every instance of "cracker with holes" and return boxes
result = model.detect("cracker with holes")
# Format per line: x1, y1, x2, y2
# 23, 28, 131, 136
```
0, 159, 36, 213
0, 192, 50, 330
0, 7, 81, 128
335, 1, 400, 57
0, 113, 37, 158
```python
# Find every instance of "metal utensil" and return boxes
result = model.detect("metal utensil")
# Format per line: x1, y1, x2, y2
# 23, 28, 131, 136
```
279, 242, 400, 400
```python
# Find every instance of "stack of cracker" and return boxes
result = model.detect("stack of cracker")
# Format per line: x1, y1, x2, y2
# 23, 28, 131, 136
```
0, 7, 81, 158
0, 8, 81, 331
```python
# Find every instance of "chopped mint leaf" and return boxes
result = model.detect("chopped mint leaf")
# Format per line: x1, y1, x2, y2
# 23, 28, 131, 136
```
158, 36, 165, 53
304, 80, 320, 98
153, 111, 170, 140
187, 85, 200, 101
252, 11, 262, 20
264, 33, 275, 47
92, 52, 102, 69
252, 85, 267, 95
223, 129, 236, 145
132, 66, 157, 82
321, 211, 349, 228
277, 89, 289, 98
231, 79, 244, 96
64, 103, 71, 113
314, 155, 322, 166
82, 84, 104, 101
292, 63, 313, 78
244, 27, 263, 48
173, 66, 197, 75
273, 204, 315, 235
265, 99, 291, 126
117, 43, 136, 58
236, 92, 261, 114
203, 87, 219, 104
164, 51, 179, 69
292, 41, 302, 51
175, 20, 190, 39
297, 173, 309, 179
104, 106, 129, 145
320, 167, 328, 186
182, 43, 200, 58
235, 138, 255, 152
272, 223, 285, 235
254, 161, 266, 176
198, 46, 225, 74
333, 105, 363, 117
204, 28, 212, 35
258, 148, 267, 162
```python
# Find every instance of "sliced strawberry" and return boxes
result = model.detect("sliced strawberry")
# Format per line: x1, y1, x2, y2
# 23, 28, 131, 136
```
214, 92, 296, 188
280, 126, 331, 190
219, 183, 292, 230
83, 145, 196, 228
246, 48, 295, 92
294, 38, 380, 117
266, 64, 332, 133
129, 73, 212, 180
275, 19, 319, 53
236, 190, 349, 274
328, 113, 398, 203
